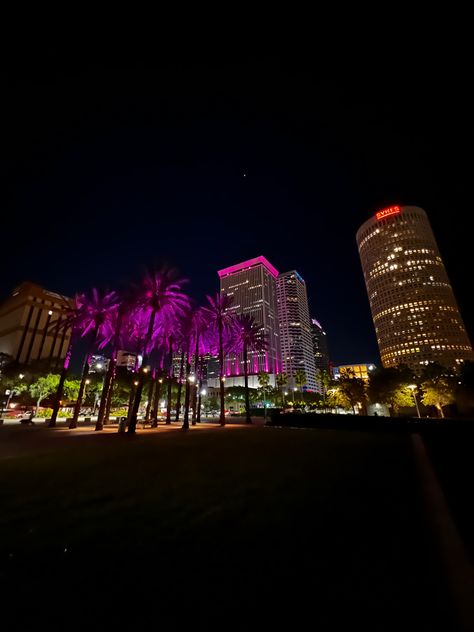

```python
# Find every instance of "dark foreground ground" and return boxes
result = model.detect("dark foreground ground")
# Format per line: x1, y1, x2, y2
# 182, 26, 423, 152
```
0, 423, 469, 629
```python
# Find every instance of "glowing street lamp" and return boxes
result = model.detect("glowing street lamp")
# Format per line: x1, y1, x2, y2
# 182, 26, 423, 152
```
408, 384, 421, 418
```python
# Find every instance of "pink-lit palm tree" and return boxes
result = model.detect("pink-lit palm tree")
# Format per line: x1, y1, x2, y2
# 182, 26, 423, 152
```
69, 289, 120, 428
48, 289, 119, 428
127, 267, 189, 434
233, 314, 268, 424
191, 307, 212, 425
202, 293, 237, 426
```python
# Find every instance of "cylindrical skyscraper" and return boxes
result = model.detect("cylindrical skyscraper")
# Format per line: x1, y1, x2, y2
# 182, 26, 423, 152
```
356, 205, 473, 370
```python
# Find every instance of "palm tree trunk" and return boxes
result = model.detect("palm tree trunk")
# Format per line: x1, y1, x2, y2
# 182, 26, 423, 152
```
70, 326, 99, 428
191, 333, 200, 425
145, 377, 155, 421
128, 310, 156, 434
166, 336, 174, 424
243, 342, 251, 424
119, 382, 135, 432
182, 352, 191, 430
175, 350, 185, 421
151, 377, 162, 427
49, 339, 73, 427
104, 374, 114, 424
95, 361, 113, 430
96, 310, 123, 431
196, 356, 203, 423
218, 318, 225, 426
70, 355, 91, 428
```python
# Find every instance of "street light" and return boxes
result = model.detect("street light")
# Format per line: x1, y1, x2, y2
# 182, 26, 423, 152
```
408, 384, 421, 418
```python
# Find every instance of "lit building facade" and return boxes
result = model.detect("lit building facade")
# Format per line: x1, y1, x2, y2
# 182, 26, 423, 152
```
0, 281, 73, 367
333, 363, 376, 382
311, 318, 330, 374
217, 256, 281, 388
356, 205, 473, 369
276, 271, 317, 391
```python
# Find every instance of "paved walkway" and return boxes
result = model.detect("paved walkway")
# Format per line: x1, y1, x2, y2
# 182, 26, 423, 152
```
0, 423, 472, 629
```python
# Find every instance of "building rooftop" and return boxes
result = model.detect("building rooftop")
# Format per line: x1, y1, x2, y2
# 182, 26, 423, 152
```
218, 255, 279, 279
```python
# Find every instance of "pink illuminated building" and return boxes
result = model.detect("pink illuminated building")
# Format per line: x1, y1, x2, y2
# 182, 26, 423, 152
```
217, 256, 281, 388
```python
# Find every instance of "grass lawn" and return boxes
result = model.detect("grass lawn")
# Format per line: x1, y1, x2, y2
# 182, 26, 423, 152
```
0, 426, 453, 629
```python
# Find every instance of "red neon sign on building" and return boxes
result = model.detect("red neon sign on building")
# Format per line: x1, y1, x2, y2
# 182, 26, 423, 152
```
375, 206, 401, 221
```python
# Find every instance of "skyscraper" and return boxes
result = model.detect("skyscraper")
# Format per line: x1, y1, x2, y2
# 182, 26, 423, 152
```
276, 271, 317, 391
311, 318, 330, 374
356, 205, 473, 370
218, 256, 280, 387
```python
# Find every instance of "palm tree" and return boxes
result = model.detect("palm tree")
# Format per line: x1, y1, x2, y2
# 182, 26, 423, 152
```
233, 314, 268, 423
95, 299, 129, 430
295, 369, 307, 406
317, 368, 332, 412
127, 267, 189, 434
49, 289, 119, 429
257, 371, 270, 420
70, 289, 120, 428
191, 308, 211, 425
202, 293, 236, 426
275, 372, 288, 407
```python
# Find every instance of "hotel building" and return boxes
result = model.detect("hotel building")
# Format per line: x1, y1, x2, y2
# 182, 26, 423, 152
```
276, 271, 317, 391
217, 256, 281, 388
356, 205, 473, 370
0, 281, 73, 367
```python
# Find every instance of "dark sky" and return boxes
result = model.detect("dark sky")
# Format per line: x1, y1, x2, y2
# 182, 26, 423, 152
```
2, 45, 473, 365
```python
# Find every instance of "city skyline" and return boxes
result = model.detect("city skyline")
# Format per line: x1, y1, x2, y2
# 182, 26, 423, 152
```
3, 54, 472, 366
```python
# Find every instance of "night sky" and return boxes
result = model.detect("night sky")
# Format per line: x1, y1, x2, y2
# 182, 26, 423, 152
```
3, 46, 473, 365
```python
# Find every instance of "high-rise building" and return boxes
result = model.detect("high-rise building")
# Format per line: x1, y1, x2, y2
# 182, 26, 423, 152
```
217, 255, 280, 388
276, 271, 317, 391
311, 318, 330, 375
356, 205, 474, 370
0, 281, 73, 367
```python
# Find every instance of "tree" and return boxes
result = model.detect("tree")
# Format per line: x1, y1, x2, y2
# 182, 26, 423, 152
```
317, 368, 332, 411
276, 372, 288, 407
29, 374, 60, 416
337, 369, 366, 414
48, 289, 119, 428
63, 379, 81, 402
127, 267, 190, 434
295, 369, 307, 403
421, 363, 456, 418
204, 396, 219, 416
233, 314, 268, 423
367, 365, 414, 416
257, 371, 270, 420
326, 386, 351, 411
203, 293, 236, 426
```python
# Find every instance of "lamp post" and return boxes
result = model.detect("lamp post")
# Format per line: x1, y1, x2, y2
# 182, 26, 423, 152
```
408, 384, 421, 418
283, 391, 288, 407
293, 387, 298, 407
